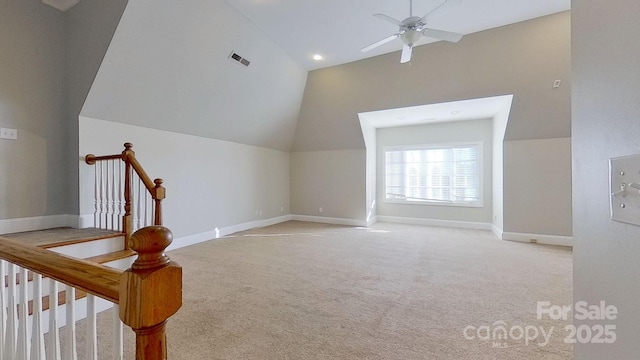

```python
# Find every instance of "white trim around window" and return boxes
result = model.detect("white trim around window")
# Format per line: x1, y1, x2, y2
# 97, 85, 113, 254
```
383, 141, 484, 208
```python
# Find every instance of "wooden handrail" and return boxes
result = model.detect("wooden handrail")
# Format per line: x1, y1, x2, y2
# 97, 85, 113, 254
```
85, 143, 167, 245
84, 154, 122, 164
0, 226, 182, 359
0, 236, 120, 303
85, 143, 165, 201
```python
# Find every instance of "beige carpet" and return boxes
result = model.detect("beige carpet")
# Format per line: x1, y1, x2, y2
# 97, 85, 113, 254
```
88, 221, 572, 359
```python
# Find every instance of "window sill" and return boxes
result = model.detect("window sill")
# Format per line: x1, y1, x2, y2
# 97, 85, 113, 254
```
383, 199, 484, 208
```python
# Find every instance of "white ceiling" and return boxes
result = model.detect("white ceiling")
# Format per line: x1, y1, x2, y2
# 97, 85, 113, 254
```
226, 0, 570, 70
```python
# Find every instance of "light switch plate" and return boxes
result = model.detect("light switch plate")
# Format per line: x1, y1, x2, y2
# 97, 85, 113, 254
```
610, 154, 640, 225
0, 127, 18, 140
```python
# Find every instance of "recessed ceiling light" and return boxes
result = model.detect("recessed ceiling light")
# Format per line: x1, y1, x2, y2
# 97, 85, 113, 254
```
313, 54, 323, 61
451, 111, 461, 115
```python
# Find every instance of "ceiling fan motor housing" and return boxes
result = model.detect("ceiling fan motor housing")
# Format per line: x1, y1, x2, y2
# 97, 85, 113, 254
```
400, 29, 422, 47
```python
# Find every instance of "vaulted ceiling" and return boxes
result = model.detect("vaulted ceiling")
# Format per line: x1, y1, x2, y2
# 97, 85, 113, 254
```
225, 0, 571, 70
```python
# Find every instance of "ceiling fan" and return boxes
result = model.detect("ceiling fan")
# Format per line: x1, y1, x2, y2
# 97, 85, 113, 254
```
361, 0, 464, 63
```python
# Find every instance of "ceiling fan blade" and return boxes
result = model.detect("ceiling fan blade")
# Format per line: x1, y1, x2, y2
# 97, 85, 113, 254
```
373, 14, 404, 27
420, 0, 462, 23
400, 45, 413, 63
422, 28, 463, 43
361, 34, 400, 52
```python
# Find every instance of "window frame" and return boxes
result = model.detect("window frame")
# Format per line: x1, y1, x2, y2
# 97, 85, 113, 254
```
383, 141, 484, 208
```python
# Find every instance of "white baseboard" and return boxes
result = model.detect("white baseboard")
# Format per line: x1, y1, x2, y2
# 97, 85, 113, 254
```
377, 216, 492, 231
502, 231, 573, 247
290, 215, 367, 227
366, 216, 378, 227
168, 215, 293, 251
76, 214, 95, 229
492, 224, 503, 239
218, 215, 293, 237
0, 214, 79, 234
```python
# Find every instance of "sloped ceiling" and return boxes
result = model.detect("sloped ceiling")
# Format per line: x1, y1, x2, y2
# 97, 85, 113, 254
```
81, 0, 308, 151
226, 0, 570, 70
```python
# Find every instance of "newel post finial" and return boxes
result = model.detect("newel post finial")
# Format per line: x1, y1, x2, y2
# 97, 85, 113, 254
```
120, 226, 182, 360
122, 142, 135, 159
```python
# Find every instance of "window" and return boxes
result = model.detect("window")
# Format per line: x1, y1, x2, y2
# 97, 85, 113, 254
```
384, 142, 482, 206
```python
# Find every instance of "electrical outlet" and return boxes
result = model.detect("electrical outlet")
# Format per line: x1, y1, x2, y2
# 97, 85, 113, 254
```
552, 80, 561, 89
318, 207, 323, 213
0, 128, 18, 140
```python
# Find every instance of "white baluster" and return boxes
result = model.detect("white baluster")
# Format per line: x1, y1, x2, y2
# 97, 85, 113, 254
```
0, 260, 6, 360
140, 187, 149, 227
94, 161, 99, 229
101, 161, 107, 228
64, 287, 77, 360
112, 305, 123, 360
4, 264, 17, 359
30, 273, 45, 360
137, 177, 143, 231
111, 159, 117, 230
47, 281, 60, 360
105, 160, 112, 230
16, 267, 29, 360
86, 295, 97, 360
118, 161, 124, 232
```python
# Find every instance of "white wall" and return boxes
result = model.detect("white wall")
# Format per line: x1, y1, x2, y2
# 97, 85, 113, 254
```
573, 1, 640, 358
360, 122, 377, 225
290, 150, 366, 224
81, 0, 307, 152
79, 117, 290, 244
376, 119, 493, 224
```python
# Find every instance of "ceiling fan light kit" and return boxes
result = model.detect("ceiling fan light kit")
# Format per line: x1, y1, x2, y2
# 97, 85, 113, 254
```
361, 0, 464, 64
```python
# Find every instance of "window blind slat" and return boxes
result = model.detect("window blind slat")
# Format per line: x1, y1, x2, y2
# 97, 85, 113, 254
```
385, 144, 480, 204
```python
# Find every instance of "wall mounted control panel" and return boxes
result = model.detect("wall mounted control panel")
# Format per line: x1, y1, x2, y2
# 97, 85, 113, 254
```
610, 154, 640, 226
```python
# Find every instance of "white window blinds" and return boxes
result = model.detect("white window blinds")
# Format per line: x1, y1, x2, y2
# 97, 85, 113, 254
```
385, 143, 481, 205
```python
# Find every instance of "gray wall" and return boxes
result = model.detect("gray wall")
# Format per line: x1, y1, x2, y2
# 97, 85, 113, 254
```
504, 137, 572, 236
573, 1, 640, 358
0, 0, 127, 221
376, 119, 493, 223
0, 0, 67, 219
291, 12, 572, 234
293, 11, 571, 152
65, 0, 128, 214
290, 150, 366, 222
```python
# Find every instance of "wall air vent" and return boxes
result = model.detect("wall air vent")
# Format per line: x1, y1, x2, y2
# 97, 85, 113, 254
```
229, 51, 251, 67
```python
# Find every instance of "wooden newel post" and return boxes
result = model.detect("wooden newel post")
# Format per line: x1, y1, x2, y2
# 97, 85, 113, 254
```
120, 226, 182, 360
153, 178, 165, 226
122, 143, 135, 247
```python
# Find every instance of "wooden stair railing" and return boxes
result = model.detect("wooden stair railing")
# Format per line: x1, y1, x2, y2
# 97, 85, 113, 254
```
85, 143, 166, 247
0, 226, 182, 360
